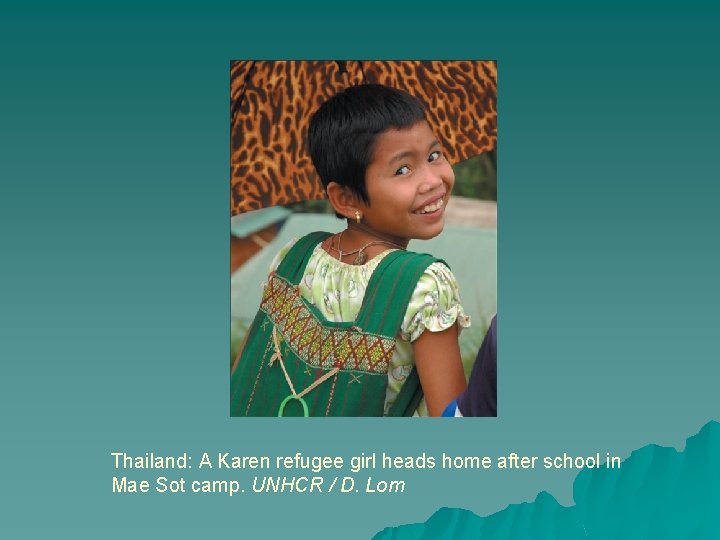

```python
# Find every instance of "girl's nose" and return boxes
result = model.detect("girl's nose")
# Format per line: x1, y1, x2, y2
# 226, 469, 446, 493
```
418, 166, 444, 193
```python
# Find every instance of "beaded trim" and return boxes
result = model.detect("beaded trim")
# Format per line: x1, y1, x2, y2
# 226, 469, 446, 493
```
260, 273, 395, 374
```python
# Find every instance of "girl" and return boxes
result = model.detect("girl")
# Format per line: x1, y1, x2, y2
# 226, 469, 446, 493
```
231, 84, 469, 416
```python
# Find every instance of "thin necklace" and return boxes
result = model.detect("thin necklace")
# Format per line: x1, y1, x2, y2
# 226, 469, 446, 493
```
330, 230, 405, 265
349, 221, 409, 249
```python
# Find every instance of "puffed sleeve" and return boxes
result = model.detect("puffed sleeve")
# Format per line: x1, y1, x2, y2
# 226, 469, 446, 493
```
399, 262, 471, 342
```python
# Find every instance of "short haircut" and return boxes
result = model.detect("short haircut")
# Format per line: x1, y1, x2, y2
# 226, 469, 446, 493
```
308, 84, 427, 210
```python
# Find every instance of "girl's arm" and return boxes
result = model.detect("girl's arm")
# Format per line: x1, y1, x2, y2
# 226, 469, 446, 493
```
412, 323, 466, 416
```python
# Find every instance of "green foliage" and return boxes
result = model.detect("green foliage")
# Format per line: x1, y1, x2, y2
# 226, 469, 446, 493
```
452, 150, 497, 201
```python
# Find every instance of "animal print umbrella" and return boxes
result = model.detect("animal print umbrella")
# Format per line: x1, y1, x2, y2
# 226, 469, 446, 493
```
231, 60, 497, 215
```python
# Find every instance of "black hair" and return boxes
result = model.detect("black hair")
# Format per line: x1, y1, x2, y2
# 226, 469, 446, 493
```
308, 84, 427, 214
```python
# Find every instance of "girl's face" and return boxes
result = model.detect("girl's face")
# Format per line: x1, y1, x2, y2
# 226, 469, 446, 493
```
359, 120, 455, 242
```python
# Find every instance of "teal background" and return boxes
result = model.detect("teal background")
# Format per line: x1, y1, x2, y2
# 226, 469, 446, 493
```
2, 3, 719, 538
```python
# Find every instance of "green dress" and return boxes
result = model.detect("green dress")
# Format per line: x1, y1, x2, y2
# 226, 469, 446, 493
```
231, 232, 470, 417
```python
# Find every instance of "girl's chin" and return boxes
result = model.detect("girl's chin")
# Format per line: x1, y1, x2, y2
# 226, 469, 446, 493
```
412, 221, 445, 241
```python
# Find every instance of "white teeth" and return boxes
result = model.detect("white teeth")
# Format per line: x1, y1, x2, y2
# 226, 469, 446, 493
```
417, 199, 444, 214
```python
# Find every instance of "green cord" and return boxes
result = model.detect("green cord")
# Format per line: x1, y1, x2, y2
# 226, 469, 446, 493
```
278, 394, 309, 417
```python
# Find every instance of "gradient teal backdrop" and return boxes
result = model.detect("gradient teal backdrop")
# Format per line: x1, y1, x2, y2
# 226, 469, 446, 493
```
2, 3, 719, 538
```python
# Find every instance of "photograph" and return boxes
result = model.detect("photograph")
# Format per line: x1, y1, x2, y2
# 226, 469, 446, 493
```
230, 61, 497, 417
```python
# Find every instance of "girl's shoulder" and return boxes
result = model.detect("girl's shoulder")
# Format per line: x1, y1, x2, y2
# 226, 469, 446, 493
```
267, 236, 470, 339
269, 236, 462, 293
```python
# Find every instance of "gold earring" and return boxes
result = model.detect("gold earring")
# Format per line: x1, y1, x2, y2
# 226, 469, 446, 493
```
355, 210, 362, 223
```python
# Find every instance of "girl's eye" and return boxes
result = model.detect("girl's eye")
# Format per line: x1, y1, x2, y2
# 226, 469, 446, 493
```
428, 150, 442, 162
395, 165, 411, 176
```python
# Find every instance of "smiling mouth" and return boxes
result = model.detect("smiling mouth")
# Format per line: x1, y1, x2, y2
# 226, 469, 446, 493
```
413, 196, 445, 215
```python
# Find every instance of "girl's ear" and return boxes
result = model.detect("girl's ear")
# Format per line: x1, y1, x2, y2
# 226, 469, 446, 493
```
326, 182, 363, 220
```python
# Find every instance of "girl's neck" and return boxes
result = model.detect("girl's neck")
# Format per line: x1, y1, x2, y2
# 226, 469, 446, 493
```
345, 221, 409, 250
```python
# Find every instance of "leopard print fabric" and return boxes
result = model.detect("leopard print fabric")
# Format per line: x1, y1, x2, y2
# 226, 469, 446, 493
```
231, 60, 497, 215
